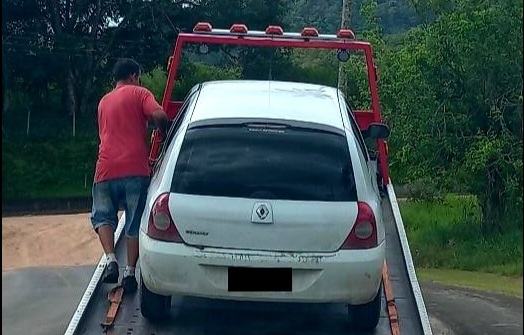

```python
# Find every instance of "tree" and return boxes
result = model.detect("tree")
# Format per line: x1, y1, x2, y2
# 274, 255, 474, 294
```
284, 0, 419, 34
379, 0, 523, 233
2, 0, 203, 137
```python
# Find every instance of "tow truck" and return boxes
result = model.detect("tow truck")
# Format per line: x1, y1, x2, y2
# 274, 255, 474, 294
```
64, 23, 434, 335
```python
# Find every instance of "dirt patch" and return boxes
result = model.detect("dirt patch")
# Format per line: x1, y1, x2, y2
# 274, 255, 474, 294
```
2, 213, 101, 271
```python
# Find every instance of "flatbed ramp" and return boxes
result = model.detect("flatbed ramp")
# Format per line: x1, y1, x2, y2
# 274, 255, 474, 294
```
65, 185, 433, 335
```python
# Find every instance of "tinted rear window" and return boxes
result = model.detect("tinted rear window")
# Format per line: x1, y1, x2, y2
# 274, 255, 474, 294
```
171, 124, 357, 201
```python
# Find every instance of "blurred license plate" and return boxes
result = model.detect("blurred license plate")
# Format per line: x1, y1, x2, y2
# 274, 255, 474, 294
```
228, 267, 292, 292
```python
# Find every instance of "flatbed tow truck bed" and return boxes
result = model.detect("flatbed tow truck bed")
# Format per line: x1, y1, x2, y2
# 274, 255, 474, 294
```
64, 23, 433, 335
65, 185, 432, 335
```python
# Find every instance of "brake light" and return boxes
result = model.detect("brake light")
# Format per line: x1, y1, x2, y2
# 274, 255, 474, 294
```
230, 24, 248, 34
301, 27, 319, 37
265, 25, 284, 35
337, 29, 355, 39
147, 193, 183, 243
340, 202, 378, 249
193, 22, 212, 32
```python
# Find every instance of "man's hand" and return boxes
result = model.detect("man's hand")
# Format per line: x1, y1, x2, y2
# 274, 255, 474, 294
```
151, 108, 169, 139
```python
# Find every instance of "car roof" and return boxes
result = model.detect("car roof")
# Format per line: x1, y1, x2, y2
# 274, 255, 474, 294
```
189, 80, 345, 130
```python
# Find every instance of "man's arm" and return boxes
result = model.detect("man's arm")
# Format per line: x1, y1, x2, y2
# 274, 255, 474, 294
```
139, 87, 169, 138
150, 108, 169, 139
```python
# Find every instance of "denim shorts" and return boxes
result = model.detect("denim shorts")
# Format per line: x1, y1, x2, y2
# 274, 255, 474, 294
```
90, 176, 150, 238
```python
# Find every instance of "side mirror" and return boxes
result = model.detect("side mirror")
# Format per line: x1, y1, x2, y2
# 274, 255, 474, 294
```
363, 122, 390, 140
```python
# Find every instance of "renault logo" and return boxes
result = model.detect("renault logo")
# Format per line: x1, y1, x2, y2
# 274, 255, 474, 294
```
256, 204, 269, 220
252, 202, 273, 224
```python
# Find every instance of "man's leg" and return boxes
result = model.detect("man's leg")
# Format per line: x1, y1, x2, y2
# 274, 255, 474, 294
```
121, 176, 150, 293
91, 180, 120, 283
127, 236, 139, 268
97, 225, 115, 255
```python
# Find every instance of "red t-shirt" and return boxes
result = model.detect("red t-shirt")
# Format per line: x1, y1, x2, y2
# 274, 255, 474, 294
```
94, 84, 162, 183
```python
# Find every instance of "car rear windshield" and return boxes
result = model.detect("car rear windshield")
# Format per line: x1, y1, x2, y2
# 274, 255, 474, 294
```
171, 123, 357, 201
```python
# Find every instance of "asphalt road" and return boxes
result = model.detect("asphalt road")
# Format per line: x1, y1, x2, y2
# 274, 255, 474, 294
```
2, 266, 95, 335
2, 265, 523, 335
421, 282, 523, 335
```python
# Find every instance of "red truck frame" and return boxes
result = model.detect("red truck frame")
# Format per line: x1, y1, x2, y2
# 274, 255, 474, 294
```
149, 22, 391, 187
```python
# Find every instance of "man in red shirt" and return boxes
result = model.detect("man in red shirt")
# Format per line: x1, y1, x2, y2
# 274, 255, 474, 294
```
91, 58, 168, 293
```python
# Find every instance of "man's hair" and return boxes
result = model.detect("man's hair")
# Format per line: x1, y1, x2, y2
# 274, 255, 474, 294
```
113, 58, 142, 81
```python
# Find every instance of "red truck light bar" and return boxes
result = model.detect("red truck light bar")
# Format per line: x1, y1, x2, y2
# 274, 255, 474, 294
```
191, 22, 354, 42
265, 25, 284, 35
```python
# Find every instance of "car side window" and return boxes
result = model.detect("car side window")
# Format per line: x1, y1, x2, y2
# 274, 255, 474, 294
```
346, 106, 369, 162
153, 89, 198, 171
164, 88, 199, 146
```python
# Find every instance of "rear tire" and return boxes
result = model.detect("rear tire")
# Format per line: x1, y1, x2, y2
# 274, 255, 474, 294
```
348, 285, 382, 330
140, 275, 172, 321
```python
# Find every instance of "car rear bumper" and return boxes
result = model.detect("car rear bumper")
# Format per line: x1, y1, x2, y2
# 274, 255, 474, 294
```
139, 232, 385, 304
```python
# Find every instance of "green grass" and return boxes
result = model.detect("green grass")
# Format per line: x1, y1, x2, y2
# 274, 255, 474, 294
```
417, 268, 523, 298
4, 175, 93, 200
2, 138, 97, 201
400, 195, 523, 277
25, 185, 92, 200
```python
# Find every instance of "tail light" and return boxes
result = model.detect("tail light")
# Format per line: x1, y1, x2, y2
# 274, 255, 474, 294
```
147, 193, 183, 243
340, 202, 378, 249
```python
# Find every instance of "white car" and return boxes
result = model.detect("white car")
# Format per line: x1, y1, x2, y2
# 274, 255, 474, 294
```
139, 80, 389, 330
